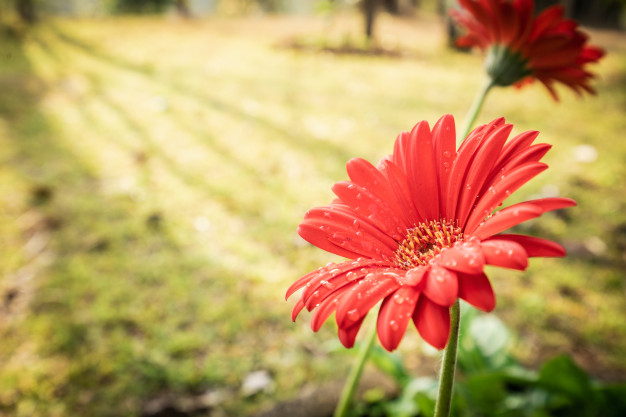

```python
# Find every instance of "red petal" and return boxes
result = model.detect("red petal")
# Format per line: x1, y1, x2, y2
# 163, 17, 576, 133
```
465, 162, 548, 233
291, 298, 305, 322
384, 160, 422, 224
376, 286, 421, 351
332, 181, 408, 238
491, 234, 566, 257
472, 203, 543, 240
481, 239, 529, 270
346, 158, 409, 225
496, 130, 540, 169
335, 273, 400, 328
406, 121, 440, 220
413, 297, 450, 350
438, 244, 485, 274
298, 223, 361, 259
422, 265, 458, 307
403, 266, 428, 287
432, 114, 457, 219
310, 293, 343, 332
457, 272, 496, 312
526, 197, 577, 213
456, 124, 513, 227
338, 317, 365, 348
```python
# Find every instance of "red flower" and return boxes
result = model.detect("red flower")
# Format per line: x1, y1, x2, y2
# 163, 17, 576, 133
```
286, 115, 575, 351
451, 0, 604, 100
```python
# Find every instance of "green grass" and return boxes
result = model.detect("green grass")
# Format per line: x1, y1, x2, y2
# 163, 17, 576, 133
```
0, 12, 625, 417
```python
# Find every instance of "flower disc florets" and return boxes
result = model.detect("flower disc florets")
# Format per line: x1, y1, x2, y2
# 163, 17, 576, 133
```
395, 220, 463, 269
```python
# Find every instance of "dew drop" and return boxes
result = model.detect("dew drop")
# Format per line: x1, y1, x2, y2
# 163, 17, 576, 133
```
346, 272, 359, 281
347, 309, 360, 321
465, 184, 472, 190
393, 293, 405, 304
442, 161, 450, 168
443, 150, 452, 158
389, 320, 399, 331
348, 183, 356, 189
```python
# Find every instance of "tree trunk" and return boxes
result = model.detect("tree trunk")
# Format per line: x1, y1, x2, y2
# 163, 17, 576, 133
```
15, 0, 36, 24
363, 0, 378, 40
175, 0, 192, 18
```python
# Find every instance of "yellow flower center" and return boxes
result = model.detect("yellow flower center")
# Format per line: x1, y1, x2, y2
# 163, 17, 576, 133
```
394, 220, 463, 269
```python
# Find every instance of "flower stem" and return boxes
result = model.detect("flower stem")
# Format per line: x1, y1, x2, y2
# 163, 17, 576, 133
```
458, 77, 495, 146
334, 322, 378, 417
433, 300, 461, 417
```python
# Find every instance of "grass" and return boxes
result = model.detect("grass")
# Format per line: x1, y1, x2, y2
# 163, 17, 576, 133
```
0, 11, 624, 417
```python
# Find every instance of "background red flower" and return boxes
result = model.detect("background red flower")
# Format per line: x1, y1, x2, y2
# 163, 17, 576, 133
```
452, 0, 605, 99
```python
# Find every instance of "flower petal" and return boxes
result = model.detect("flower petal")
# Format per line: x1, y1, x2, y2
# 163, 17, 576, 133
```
472, 203, 543, 240
291, 298, 305, 322
377, 286, 421, 351
432, 114, 457, 218
413, 297, 450, 350
338, 316, 365, 348
465, 162, 548, 233
438, 244, 485, 274
422, 265, 458, 307
456, 123, 512, 226
491, 234, 566, 257
335, 272, 400, 328
481, 239, 529, 270
457, 272, 496, 312
332, 181, 407, 239
297, 223, 361, 259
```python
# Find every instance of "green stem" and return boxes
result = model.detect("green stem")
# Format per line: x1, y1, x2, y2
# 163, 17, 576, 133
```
433, 300, 461, 417
458, 77, 495, 147
334, 322, 378, 417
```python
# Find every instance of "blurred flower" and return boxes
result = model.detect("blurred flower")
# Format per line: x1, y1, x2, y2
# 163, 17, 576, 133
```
287, 115, 575, 351
452, 0, 604, 99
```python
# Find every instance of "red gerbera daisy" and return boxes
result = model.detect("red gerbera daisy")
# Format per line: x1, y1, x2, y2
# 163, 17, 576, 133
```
286, 115, 575, 351
451, 0, 605, 100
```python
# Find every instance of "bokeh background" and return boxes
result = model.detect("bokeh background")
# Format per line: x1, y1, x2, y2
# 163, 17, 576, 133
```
0, 0, 625, 416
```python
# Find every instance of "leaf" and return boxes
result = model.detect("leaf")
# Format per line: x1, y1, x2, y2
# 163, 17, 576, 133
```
538, 355, 592, 402
368, 345, 412, 386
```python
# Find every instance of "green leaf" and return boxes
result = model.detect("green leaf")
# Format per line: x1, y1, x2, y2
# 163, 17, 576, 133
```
368, 346, 412, 386
537, 355, 592, 399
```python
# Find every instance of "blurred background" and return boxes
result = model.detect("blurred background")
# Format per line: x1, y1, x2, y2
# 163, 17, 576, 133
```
0, 0, 624, 416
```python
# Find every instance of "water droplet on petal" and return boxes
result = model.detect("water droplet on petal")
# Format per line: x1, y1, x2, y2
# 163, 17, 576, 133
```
393, 293, 405, 304
389, 320, 399, 331
321, 280, 335, 290
347, 309, 360, 321
443, 150, 452, 158
465, 184, 472, 190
